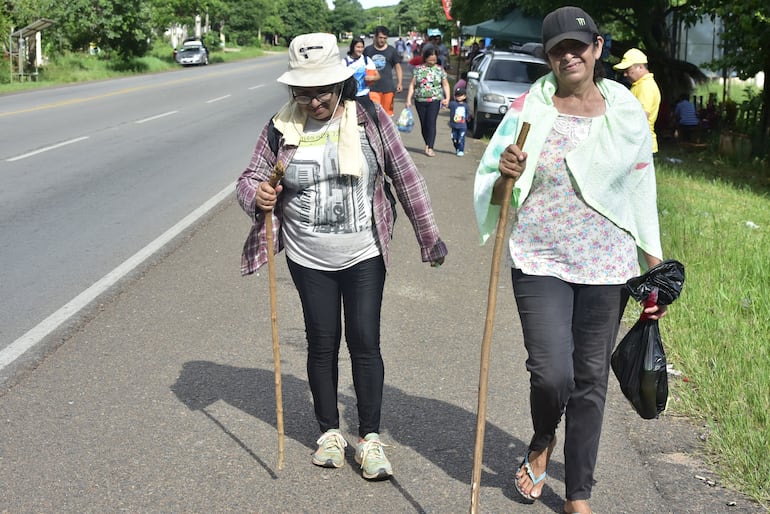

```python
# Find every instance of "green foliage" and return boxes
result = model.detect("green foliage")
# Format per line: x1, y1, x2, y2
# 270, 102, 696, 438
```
224, 0, 271, 46
330, 0, 365, 35
395, 1, 422, 33
414, 0, 453, 36
149, 0, 227, 32
450, 0, 513, 25
280, 0, 330, 41
201, 31, 220, 50
693, 0, 769, 146
46, 0, 154, 57
695, 0, 769, 80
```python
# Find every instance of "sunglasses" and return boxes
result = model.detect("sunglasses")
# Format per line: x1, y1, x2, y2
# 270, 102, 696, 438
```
292, 88, 336, 105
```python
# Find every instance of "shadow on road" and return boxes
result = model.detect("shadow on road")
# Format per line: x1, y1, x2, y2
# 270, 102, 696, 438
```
171, 360, 567, 511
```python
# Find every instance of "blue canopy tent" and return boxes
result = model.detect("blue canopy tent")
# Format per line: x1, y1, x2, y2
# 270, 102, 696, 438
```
461, 9, 543, 43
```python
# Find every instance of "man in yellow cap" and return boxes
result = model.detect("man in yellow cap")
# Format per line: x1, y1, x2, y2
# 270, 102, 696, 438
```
614, 48, 661, 153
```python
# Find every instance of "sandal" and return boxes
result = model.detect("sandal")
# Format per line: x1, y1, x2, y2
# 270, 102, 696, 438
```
425, 148, 436, 157
514, 437, 556, 503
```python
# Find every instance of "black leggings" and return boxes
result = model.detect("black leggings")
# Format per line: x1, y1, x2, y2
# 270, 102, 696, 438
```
414, 100, 441, 149
511, 269, 628, 500
287, 256, 386, 438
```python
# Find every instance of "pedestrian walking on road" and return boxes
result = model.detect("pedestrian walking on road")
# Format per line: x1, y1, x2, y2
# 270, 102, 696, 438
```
473, 7, 667, 514
343, 37, 379, 101
364, 26, 403, 116
406, 46, 450, 157
448, 87, 468, 156
236, 32, 447, 481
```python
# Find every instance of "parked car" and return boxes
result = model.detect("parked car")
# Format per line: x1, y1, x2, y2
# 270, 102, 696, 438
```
175, 40, 208, 66
465, 49, 549, 138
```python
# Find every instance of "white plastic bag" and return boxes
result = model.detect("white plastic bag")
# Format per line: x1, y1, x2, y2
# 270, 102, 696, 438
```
397, 107, 414, 133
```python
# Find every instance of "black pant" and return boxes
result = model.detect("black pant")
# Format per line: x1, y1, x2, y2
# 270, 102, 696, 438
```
287, 256, 386, 438
414, 100, 441, 149
511, 269, 628, 500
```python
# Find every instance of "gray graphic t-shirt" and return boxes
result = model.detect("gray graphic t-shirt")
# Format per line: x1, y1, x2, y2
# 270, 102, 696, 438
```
282, 116, 379, 271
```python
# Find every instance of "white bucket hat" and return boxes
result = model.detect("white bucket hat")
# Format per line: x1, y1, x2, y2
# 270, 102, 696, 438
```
277, 33, 354, 87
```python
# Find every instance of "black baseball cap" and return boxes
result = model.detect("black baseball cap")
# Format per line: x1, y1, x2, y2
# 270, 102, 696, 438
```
454, 87, 466, 96
541, 6, 599, 54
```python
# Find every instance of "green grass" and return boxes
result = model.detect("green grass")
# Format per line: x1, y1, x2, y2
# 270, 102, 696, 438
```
652, 148, 769, 507
693, 79, 760, 106
0, 44, 273, 94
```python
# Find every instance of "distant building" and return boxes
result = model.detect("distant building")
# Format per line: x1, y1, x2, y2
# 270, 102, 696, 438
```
670, 14, 764, 88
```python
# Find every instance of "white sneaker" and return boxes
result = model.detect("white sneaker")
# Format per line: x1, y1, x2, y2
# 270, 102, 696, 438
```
312, 429, 347, 468
354, 433, 393, 480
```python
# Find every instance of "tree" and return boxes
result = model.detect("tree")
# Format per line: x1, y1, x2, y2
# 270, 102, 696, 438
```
415, 0, 453, 36
280, 0, 330, 41
450, 0, 511, 26
395, 1, 422, 34
225, 0, 276, 46
330, 0, 365, 37
48, 0, 154, 58
150, 0, 227, 38
694, 0, 769, 151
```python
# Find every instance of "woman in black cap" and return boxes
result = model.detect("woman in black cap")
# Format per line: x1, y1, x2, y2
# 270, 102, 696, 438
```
473, 7, 667, 513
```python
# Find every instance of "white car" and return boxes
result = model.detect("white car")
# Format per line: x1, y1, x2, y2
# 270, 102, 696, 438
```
175, 40, 209, 66
466, 49, 548, 138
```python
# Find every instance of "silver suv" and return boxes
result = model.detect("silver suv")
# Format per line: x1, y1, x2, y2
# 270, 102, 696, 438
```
466, 49, 549, 138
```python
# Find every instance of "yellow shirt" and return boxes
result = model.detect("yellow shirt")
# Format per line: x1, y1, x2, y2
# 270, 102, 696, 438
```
630, 73, 661, 152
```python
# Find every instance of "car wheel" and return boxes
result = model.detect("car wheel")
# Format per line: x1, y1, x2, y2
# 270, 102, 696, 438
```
471, 107, 486, 139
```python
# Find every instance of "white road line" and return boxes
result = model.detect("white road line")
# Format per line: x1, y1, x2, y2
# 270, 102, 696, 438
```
136, 110, 179, 124
206, 94, 231, 104
0, 181, 236, 372
6, 136, 90, 162
248, 85, 265, 90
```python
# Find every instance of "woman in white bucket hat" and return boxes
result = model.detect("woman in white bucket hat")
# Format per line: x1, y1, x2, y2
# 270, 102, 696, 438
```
236, 33, 447, 481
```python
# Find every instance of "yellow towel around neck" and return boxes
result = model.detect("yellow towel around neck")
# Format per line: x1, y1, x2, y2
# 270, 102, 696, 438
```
272, 99, 363, 177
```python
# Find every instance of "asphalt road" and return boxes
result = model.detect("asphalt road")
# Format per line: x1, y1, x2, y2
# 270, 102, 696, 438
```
0, 55, 287, 354
0, 59, 763, 513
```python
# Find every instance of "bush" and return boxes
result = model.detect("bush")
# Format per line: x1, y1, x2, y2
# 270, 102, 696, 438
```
203, 33, 220, 51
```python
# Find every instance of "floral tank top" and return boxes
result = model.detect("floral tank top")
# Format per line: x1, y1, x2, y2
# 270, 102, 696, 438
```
510, 114, 638, 284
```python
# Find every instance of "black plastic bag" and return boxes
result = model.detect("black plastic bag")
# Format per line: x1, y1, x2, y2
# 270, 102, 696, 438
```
611, 289, 668, 419
625, 259, 685, 305
611, 260, 685, 419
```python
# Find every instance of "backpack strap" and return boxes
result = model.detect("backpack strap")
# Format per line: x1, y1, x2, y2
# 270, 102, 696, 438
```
355, 98, 397, 225
267, 117, 282, 156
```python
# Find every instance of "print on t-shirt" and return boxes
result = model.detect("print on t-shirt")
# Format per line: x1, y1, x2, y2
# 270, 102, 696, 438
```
285, 135, 371, 234
370, 54, 387, 71
453, 105, 466, 124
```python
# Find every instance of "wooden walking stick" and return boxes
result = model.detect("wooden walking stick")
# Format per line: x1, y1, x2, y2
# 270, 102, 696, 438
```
264, 161, 286, 470
470, 122, 531, 513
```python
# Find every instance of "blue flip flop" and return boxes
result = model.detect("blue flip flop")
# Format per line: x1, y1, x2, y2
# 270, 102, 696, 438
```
514, 451, 547, 503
